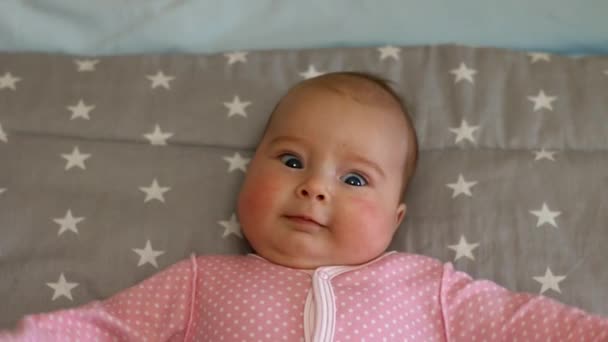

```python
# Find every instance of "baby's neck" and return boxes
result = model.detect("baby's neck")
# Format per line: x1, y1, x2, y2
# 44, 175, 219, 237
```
247, 251, 396, 273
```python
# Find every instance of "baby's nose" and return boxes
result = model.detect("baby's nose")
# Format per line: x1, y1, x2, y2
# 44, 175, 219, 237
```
296, 177, 329, 201
299, 188, 326, 201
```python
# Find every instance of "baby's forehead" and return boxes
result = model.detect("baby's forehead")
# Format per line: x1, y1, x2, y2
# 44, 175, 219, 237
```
287, 74, 402, 110
262, 73, 412, 152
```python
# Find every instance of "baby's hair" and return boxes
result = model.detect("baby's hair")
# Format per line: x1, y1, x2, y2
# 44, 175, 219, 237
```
262, 71, 419, 203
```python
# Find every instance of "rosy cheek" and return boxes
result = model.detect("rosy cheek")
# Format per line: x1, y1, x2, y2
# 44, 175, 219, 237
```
348, 197, 382, 225
238, 170, 283, 222
342, 196, 395, 251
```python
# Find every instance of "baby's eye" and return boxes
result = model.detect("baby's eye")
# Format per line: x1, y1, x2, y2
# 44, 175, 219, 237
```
279, 153, 303, 169
341, 172, 368, 187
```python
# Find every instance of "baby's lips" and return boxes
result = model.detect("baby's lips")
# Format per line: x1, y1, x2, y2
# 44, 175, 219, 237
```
284, 213, 326, 227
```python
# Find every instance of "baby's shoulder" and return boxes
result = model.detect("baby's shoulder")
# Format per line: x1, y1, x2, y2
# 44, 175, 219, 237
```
190, 253, 254, 271
385, 251, 446, 269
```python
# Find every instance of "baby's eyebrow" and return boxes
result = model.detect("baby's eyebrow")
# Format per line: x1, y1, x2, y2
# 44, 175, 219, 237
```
269, 135, 305, 146
347, 154, 386, 180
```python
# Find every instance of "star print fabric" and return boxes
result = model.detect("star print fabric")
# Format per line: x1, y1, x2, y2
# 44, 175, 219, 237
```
1, 45, 608, 328
2, 257, 196, 341
2, 253, 607, 341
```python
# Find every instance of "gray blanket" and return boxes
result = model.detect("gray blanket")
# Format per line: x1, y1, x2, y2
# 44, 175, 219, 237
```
0, 45, 606, 328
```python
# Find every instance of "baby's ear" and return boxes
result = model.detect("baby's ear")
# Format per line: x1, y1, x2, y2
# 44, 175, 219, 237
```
395, 202, 407, 227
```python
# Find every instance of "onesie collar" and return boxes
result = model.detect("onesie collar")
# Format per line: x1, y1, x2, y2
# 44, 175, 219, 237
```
246, 250, 397, 275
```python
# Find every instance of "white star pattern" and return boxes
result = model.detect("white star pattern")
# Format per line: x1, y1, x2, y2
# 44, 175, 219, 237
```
47, 273, 79, 301
0, 72, 21, 90
378, 45, 401, 61
530, 202, 561, 228
528, 90, 557, 111
147, 71, 175, 89
299, 65, 324, 79
528, 53, 551, 63
74, 59, 99, 72
67, 100, 95, 120
143, 124, 174, 146
139, 179, 171, 203
0, 122, 7, 143
224, 95, 252, 118
449, 63, 477, 84
218, 213, 243, 238
132, 240, 165, 268
533, 268, 566, 294
446, 174, 478, 198
223, 152, 250, 173
533, 148, 557, 161
61, 146, 91, 170
449, 119, 480, 144
448, 235, 480, 261
1, 46, 607, 326
53, 209, 85, 236
224, 51, 248, 65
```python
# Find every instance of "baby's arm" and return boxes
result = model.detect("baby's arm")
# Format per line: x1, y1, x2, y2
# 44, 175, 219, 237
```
0, 256, 198, 342
440, 262, 608, 341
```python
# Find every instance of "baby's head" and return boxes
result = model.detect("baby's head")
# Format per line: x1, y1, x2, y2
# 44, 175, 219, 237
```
237, 72, 418, 269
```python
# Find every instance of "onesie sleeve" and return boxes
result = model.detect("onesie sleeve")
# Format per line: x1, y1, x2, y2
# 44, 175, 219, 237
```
438, 262, 608, 341
0, 254, 199, 342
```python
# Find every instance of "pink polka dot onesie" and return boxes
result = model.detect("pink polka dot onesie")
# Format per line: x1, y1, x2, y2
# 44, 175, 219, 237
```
2, 251, 607, 341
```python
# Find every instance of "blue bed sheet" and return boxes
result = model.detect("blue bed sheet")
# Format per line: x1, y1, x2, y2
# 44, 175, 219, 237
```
0, 1, 606, 57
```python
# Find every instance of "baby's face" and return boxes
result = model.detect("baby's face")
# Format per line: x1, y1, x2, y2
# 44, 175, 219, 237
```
237, 83, 408, 269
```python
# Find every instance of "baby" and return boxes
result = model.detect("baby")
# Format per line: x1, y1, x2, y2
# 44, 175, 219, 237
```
2, 72, 607, 341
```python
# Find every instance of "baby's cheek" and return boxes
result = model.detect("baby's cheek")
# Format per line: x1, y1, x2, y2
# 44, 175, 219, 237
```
348, 197, 383, 225
345, 197, 395, 250
349, 197, 395, 230
341, 198, 380, 234
238, 172, 283, 222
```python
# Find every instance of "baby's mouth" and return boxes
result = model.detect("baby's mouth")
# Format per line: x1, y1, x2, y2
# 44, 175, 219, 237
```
283, 214, 326, 231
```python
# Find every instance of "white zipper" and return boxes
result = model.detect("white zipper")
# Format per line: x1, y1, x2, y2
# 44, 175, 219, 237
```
302, 252, 398, 342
